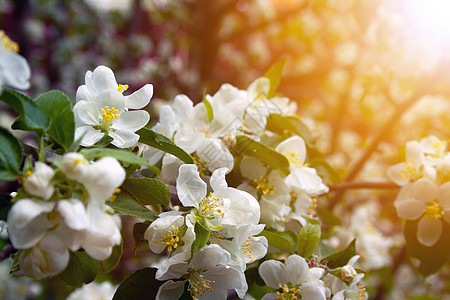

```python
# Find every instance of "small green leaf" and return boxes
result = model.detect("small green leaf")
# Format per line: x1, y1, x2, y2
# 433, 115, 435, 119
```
259, 229, 295, 252
93, 134, 114, 148
35, 90, 75, 150
133, 222, 150, 254
191, 221, 210, 258
80, 148, 151, 168
136, 128, 193, 164
404, 219, 450, 276
0, 194, 12, 221
122, 178, 170, 206
233, 135, 290, 175
113, 268, 163, 300
203, 93, 214, 122
0, 126, 23, 180
266, 114, 314, 147
263, 58, 287, 97
108, 190, 156, 221
59, 251, 99, 287
322, 239, 356, 269
297, 222, 321, 258
313, 240, 336, 260
101, 241, 123, 273
0, 89, 50, 134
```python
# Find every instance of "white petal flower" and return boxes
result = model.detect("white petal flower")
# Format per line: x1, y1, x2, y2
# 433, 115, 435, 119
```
144, 211, 185, 254
67, 281, 117, 300
23, 162, 55, 200
60, 152, 89, 180
0, 31, 31, 90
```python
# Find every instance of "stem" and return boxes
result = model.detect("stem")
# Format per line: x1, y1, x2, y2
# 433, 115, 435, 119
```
0, 245, 16, 262
330, 181, 399, 191
38, 134, 46, 162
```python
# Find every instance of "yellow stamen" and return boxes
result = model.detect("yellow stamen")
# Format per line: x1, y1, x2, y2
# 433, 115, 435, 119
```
358, 281, 367, 300
117, 84, 129, 93
399, 159, 420, 180
431, 139, 447, 158
153, 226, 180, 251
187, 268, 215, 299
423, 200, 444, 221
0, 31, 19, 53
308, 196, 318, 217
242, 236, 254, 262
276, 284, 300, 300
198, 192, 224, 222
192, 156, 208, 177
282, 151, 305, 168
253, 176, 276, 195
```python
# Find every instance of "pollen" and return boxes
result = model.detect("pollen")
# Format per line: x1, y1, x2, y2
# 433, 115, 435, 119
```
358, 281, 367, 300
242, 236, 254, 262
187, 268, 215, 299
153, 225, 180, 251
0, 31, 19, 53
431, 139, 447, 158
399, 160, 420, 180
308, 196, 318, 217
282, 151, 305, 168
192, 156, 208, 177
199, 192, 224, 221
253, 176, 276, 195
101, 106, 120, 122
423, 200, 444, 221
117, 84, 129, 93
276, 284, 300, 300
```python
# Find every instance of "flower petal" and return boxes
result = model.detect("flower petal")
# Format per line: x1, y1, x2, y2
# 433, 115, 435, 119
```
0, 51, 30, 90
276, 136, 307, 163
283, 254, 309, 285
75, 126, 104, 147
417, 218, 442, 246
125, 84, 153, 109
438, 181, 450, 210
395, 200, 425, 220
112, 110, 149, 132
156, 280, 185, 300
210, 167, 229, 191
109, 130, 140, 148
413, 178, 438, 205
90, 65, 118, 92
57, 199, 89, 231
176, 164, 207, 208
73, 101, 99, 126
300, 283, 326, 300
95, 90, 126, 112
259, 260, 285, 289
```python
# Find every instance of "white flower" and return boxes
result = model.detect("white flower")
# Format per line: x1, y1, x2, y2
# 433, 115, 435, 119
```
395, 178, 450, 246
67, 281, 117, 300
176, 164, 260, 230
0, 258, 41, 300
23, 162, 55, 200
0, 31, 31, 90
276, 136, 329, 196
144, 211, 187, 254
74, 65, 153, 148
60, 152, 89, 180
258, 254, 326, 300
156, 245, 247, 300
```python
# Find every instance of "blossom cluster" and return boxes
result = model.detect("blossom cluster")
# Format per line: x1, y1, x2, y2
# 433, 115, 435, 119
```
387, 136, 450, 246
7, 153, 125, 279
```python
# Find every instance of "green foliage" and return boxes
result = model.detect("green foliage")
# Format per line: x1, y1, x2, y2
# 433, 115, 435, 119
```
191, 220, 210, 258
0, 89, 50, 134
35, 90, 75, 150
322, 239, 356, 269
80, 148, 150, 167
266, 114, 314, 147
0, 127, 23, 181
313, 240, 336, 260
233, 135, 290, 175
404, 220, 450, 277
297, 221, 321, 258
101, 241, 123, 273
137, 128, 193, 164
113, 268, 163, 300
263, 58, 287, 97
93, 134, 114, 148
0, 194, 12, 221
108, 189, 156, 221
259, 229, 296, 252
122, 178, 170, 206
59, 251, 99, 287
203, 92, 214, 122
132, 222, 150, 254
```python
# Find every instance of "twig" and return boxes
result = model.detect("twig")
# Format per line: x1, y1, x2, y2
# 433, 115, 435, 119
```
0, 245, 16, 262
330, 181, 398, 191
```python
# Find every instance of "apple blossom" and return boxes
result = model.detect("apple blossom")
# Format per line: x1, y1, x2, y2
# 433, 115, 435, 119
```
0, 31, 31, 90
23, 162, 55, 200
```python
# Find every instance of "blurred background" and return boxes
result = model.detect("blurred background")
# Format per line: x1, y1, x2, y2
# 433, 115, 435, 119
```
2, 0, 450, 299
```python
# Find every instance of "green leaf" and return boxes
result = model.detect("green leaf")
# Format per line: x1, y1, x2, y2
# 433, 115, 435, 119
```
313, 240, 336, 260
191, 221, 210, 258
113, 268, 163, 300
108, 189, 156, 221
136, 128, 193, 164
0, 194, 12, 221
132, 222, 150, 254
93, 134, 114, 148
80, 148, 152, 169
59, 251, 99, 287
101, 241, 123, 273
0, 89, 50, 134
259, 229, 295, 252
0, 126, 23, 180
263, 58, 287, 97
35, 90, 75, 150
233, 135, 290, 175
203, 92, 214, 122
322, 239, 356, 269
122, 178, 170, 206
266, 114, 314, 147
404, 219, 450, 276
297, 222, 321, 258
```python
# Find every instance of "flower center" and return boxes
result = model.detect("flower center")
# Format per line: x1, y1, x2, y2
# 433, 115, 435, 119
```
399, 160, 421, 180
242, 235, 254, 262
153, 225, 180, 251
437, 164, 450, 184
423, 199, 444, 220
431, 139, 447, 158
358, 282, 367, 300
276, 284, 300, 300
100, 106, 120, 132
253, 176, 276, 195
192, 156, 208, 177
117, 84, 129, 93
308, 196, 318, 217
0, 31, 19, 53
196, 126, 211, 138
282, 151, 305, 168
187, 268, 215, 299
198, 192, 224, 222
